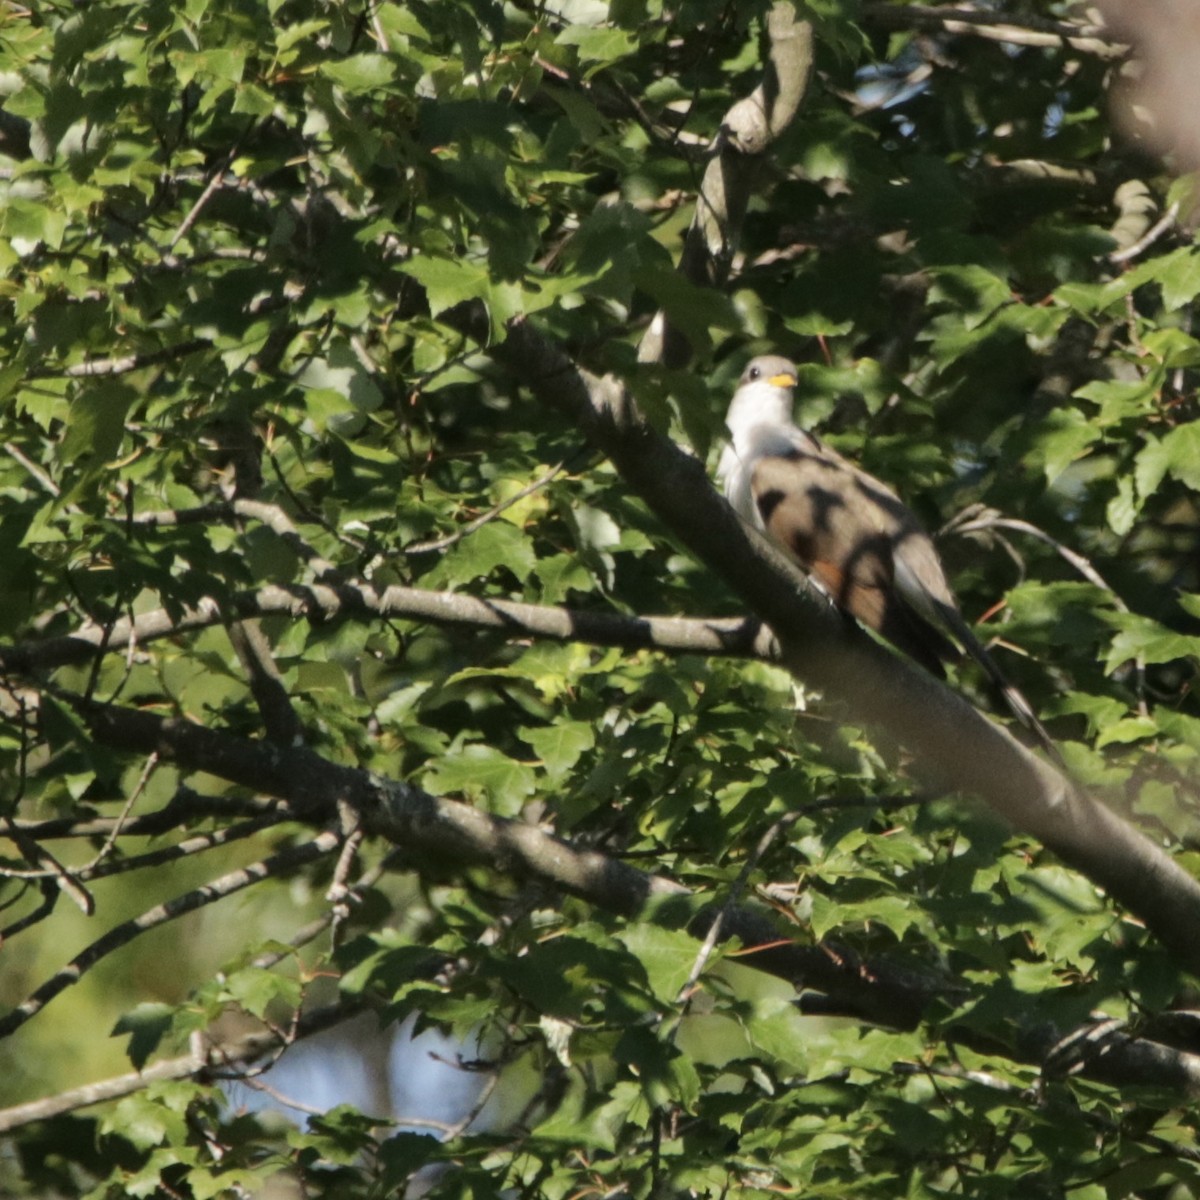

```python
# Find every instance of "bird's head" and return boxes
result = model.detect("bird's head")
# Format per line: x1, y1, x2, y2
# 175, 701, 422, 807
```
725, 355, 799, 439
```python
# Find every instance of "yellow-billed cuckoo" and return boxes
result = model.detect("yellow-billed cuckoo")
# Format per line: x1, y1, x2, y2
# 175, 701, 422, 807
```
719, 354, 1059, 760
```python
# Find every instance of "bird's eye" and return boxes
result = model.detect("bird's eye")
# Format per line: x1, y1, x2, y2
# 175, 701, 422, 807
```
748, 366, 760, 380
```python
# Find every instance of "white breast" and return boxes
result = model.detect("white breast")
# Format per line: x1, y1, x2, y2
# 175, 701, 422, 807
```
719, 420, 816, 531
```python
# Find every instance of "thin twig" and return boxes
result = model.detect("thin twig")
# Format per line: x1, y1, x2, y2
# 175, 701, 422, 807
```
168, 158, 232, 252
1111, 201, 1180, 263
327, 800, 365, 945
25, 338, 213, 380
254, 855, 392, 972
82, 753, 158, 872
368, 0, 389, 51
672, 811, 803, 1012
82, 817, 280, 883
0, 816, 93, 915
947, 510, 1126, 607
3, 442, 60, 496
944, 506, 1147, 712
404, 459, 572, 555
444, 1070, 500, 1138
5, 791, 284, 840
235, 1072, 329, 1118
0, 1000, 362, 1132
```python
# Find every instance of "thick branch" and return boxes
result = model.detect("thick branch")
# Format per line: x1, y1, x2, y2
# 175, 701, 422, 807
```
639, 3, 813, 365
486, 318, 1200, 977
67, 695, 944, 1029
56, 695, 1200, 1096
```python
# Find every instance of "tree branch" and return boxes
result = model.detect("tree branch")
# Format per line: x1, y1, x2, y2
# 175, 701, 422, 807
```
0, 581, 775, 675
0, 999, 361, 1133
63, 693, 949, 1029
25, 338, 213, 380
860, 3, 1123, 58
5, 790, 285, 840
483, 316, 1200, 979
638, 3, 814, 365
45, 692, 1200, 1096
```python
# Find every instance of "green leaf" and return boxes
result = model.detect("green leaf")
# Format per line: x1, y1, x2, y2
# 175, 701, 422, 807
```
1103, 613, 1200, 674
222, 965, 303, 1018
1025, 407, 1102, 484
556, 25, 637, 66
100, 1087, 192, 1151
1134, 433, 1172, 500
1095, 716, 1159, 749
58, 380, 135, 468
275, 18, 329, 56
521, 720, 595, 780
401, 255, 490, 316
1158, 421, 1200, 491
422, 744, 537, 815
424, 520, 538, 586
322, 53, 397, 93
497, 931, 654, 1021
745, 996, 812, 1072
616, 923, 703, 1003
111, 1003, 175, 1071
1157, 247, 1200, 310
1073, 378, 1156, 426
1106, 473, 1137, 536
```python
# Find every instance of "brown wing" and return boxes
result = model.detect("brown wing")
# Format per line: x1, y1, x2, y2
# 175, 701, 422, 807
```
751, 447, 958, 677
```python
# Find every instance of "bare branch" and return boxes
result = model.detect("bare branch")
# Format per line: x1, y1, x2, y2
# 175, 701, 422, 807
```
0, 999, 361, 1133
167, 157, 233, 253
0, 831, 340, 1041
672, 810, 801, 1011
1, 816, 93, 915
1111, 200, 1180, 263
226, 618, 303, 746
861, 3, 1123, 58
0, 846, 392, 1133
6, 790, 285, 840
81, 753, 158, 873
0, 581, 776, 675
68, 692, 948, 1029
943, 506, 1129, 609
326, 800, 365, 945
81, 817, 280, 884
3, 442, 60, 497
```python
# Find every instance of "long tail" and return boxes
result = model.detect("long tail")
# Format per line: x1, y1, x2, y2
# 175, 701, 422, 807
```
941, 606, 1066, 770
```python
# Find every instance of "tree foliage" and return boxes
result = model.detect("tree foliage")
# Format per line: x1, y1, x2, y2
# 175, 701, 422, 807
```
2, 1, 1200, 1197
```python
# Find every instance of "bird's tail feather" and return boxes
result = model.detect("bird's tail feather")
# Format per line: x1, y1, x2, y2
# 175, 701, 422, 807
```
940, 606, 1066, 770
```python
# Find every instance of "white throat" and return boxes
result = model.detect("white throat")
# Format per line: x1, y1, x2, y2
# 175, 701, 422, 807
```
719, 380, 804, 526
724, 380, 796, 446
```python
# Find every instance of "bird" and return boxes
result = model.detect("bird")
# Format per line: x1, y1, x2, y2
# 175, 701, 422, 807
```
718, 353, 1060, 761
